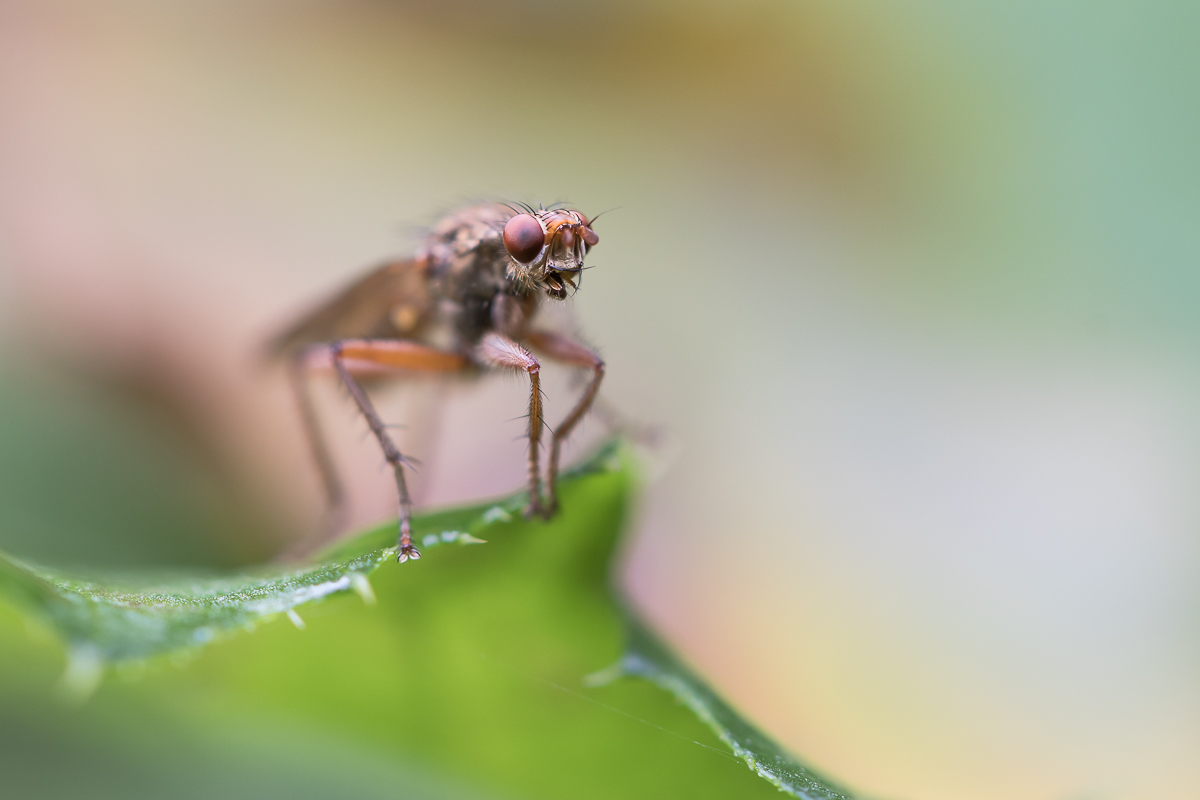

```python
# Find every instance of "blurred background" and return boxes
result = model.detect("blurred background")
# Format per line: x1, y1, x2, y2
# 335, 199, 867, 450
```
0, 0, 1197, 798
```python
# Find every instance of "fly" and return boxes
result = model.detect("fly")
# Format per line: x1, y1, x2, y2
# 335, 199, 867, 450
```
268, 203, 605, 563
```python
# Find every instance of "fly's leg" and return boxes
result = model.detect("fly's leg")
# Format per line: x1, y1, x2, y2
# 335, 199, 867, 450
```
286, 347, 348, 547
527, 330, 605, 517
476, 333, 546, 519
330, 339, 468, 562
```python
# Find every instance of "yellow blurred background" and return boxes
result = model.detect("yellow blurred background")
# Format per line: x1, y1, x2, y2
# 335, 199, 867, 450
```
0, 1, 1197, 798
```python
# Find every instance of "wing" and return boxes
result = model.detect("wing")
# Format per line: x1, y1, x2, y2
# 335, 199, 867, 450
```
266, 257, 433, 358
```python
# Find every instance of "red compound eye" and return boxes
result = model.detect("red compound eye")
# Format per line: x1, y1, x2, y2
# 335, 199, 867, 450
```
502, 214, 545, 263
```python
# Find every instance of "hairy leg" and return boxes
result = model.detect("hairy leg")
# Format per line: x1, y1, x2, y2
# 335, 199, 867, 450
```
329, 339, 467, 562
526, 330, 605, 516
476, 332, 546, 518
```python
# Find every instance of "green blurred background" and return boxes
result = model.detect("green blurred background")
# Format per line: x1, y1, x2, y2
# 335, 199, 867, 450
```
0, 1, 1197, 798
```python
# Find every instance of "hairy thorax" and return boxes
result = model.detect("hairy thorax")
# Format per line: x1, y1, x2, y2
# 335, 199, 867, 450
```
418, 204, 541, 351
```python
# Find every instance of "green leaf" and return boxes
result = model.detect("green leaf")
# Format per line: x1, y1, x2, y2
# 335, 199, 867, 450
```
0, 441, 858, 800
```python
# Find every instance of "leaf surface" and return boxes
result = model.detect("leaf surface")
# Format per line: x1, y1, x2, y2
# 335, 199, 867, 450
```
0, 442, 858, 800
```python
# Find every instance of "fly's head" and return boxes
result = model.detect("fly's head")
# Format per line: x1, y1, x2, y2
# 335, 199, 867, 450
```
502, 208, 599, 300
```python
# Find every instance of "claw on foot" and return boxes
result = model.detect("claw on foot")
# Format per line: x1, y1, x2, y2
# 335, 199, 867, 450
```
397, 543, 422, 563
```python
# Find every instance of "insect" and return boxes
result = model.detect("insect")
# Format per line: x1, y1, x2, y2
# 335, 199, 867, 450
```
269, 202, 605, 563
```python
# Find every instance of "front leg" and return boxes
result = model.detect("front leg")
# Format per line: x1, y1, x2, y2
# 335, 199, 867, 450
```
476, 332, 546, 518
527, 330, 605, 517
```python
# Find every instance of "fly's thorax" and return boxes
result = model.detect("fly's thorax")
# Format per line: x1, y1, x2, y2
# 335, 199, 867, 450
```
490, 292, 539, 340
419, 236, 540, 350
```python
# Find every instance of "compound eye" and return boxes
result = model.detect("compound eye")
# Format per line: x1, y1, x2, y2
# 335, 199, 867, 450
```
502, 214, 545, 263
